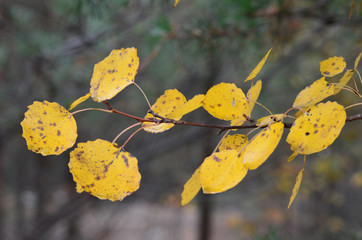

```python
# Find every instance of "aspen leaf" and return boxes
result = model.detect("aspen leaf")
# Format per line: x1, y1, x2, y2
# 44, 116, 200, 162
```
287, 151, 299, 162
203, 83, 247, 121
200, 150, 248, 194
21, 101, 77, 156
244, 48, 271, 82
256, 114, 284, 127
334, 70, 354, 95
174, 0, 180, 7
218, 134, 248, 152
143, 89, 186, 133
69, 93, 91, 111
230, 80, 262, 126
69, 139, 141, 201
181, 167, 201, 206
166, 94, 205, 119
242, 122, 284, 170
90, 48, 139, 102
293, 77, 334, 108
286, 101, 346, 155
320, 56, 346, 77
288, 168, 304, 208
354, 52, 362, 69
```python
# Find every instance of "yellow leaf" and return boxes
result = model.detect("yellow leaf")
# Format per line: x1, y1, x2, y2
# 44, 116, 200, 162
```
354, 52, 362, 69
286, 101, 346, 155
200, 150, 248, 194
174, 0, 180, 7
287, 151, 299, 162
69, 93, 91, 111
242, 122, 284, 170
166, 94, 205, 119
218, 134, 248, 152
244, 48, 272, 82
203, 82, 247, 120
181, 167, 201, 206
69, 139, 141, 201
256, 114, 284, 127
320, 56, 346, 77
334, 69, 354, 94
230, 80, 262, 126
293, 77, 334, 108
90, 48, 139, 102
143, 89, 186, 133
288, 168, 304, 208
21, 101, 77, 156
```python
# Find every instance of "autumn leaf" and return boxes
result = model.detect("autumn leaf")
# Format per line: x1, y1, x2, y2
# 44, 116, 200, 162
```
354, 52, 362, 69
288, 168, 304, 208
69, 93, 91, 111
241, 122, 284, 170
143, 89, 186, 133
334, 70, 354, 95
200, 150, 248, 194
256, 114, 284, 127
69, 139, 141, 201
218, 134, 248, 152
181, 167, 201, 206
286, 101, 346, 155
90, 48, 139, 102
244, 49, 272, 82
174, 0, 180, 7
203, 82, 247, 121
21, 101, 77, 156
320, 56, 346, 77
166, 94, 205, 119
230, 80, 262, 126
293, 77, 334, 108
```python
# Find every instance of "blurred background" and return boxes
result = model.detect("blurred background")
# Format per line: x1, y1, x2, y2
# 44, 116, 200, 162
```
1, 0, 361, 239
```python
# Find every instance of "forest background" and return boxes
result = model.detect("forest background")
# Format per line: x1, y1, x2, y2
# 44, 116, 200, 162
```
0, 0, 361, 239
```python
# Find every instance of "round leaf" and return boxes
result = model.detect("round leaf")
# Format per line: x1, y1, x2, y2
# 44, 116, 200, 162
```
203, 82, 247, 121
286, 101, 346, 155
320, 56, 346, 77
21, 101, 77, 156
69, 139, 141, 201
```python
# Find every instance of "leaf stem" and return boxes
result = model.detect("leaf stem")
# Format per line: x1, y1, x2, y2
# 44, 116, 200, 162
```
112, 122, 142, 144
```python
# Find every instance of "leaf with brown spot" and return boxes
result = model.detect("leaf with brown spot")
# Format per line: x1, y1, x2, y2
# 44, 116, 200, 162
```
90, 48, 139, 102
21, 101, 77, 155
320, 56, 346, 77
200, 150, 248, 194
69, 139, 141, 201
218, 134, 248, 152
286, 101, 346, 155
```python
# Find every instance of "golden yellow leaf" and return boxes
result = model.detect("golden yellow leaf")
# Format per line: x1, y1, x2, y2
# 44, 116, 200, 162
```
21, 101, 77, 156
242, 122, 284, 170
320, 56, 346, 77
90, 48, 139, 102
244, 48, 272, 82
203, 82, 247, 120
354, 52, 362, 69
69, 93, 91, 111
256, 114, 284, 127
288, 168, 304, 208
143, 89, 186, 133
69, 139, 141, 201
293, 77, 334, 108
218, 134, 248, 152
181, 167, 201, 206
166, 94, 205, 119
200, 150, 248, 194
334, 69, 354, 95
286, 101, 346, 155
174, 0, 180, 7
230, 80, 262, 126
287, 151, 299, 162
